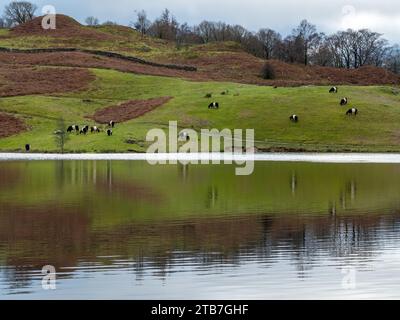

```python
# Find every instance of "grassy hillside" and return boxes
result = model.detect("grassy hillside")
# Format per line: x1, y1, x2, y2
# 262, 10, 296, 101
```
1, 15, 400, 153
1, 67, 400, 152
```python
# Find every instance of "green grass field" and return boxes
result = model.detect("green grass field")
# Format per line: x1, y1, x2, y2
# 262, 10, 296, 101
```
1, 67, 400, 153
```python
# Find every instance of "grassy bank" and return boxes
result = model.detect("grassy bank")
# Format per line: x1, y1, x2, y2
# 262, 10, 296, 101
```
1, 67, 400, 152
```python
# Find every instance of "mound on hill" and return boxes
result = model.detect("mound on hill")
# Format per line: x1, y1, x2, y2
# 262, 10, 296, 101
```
0, 113, 26, 138
11, 14, 115, 40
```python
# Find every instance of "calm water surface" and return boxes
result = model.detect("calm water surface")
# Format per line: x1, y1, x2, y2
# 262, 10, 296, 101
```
1, 160, 400, 299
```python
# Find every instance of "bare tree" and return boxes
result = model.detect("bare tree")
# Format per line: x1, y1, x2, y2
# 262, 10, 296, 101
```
4, 1, 37, 25
325, 29, 389, 69
85, 16, 99, 26
257, 28, 282, 60
282, 35, 305, 64
230, 25, 248, 43
384, 45, 400, 74
176, 22, 196, 48
133, 10, 150, 37
293, 20, 321, 65
148, 8, 179, 41
196, 21, 214, 43
356, 29, 387, 67
310, 40, 335, 67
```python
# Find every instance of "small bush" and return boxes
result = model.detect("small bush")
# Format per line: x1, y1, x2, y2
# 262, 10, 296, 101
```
261, 62, 276, 80
204, 93, 212, 98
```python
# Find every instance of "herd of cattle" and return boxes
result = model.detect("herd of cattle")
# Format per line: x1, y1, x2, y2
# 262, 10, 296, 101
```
65, 120, 115, 136
289, 87, 358, 122
209, 86, 358, 124
65, 87, 356, 140
22, 87, 359, 151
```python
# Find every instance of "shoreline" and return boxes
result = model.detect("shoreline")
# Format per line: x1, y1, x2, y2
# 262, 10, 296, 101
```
2, 152, 400, 163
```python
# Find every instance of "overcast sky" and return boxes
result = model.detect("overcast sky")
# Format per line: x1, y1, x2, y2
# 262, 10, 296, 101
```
12, 0, 400, 42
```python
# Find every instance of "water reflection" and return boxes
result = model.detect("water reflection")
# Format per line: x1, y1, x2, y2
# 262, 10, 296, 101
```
1, 161, 400, 298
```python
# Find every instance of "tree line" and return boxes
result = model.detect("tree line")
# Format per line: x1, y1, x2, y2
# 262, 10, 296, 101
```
1, 2, 400, 73
131, 9, 400, 73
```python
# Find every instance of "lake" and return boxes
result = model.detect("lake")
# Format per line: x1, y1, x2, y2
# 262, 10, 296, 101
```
1, 159, 400, 299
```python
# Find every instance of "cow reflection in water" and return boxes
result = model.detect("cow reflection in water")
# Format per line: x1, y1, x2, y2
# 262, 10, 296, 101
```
178, 163, 189, 181
290, 172, 297, 195
347, 180, 357, 201
206, 186, 219, 209
339, 179, 358, 210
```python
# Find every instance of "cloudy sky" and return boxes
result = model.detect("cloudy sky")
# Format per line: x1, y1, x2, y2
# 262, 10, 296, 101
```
15, 0, 400, 42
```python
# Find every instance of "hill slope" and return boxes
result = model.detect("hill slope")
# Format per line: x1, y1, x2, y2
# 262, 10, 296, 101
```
1, 68, 400, 152
0, 14, 398, 86
1, 15, 400, 153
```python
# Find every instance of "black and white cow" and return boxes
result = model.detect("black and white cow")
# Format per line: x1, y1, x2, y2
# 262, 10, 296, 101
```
179, 131, 190, 141
208, 102, 219, 109
340, 97, 348, 106
80, 126, 88, 135
91, 126, 100, 133
109, 121, 115, 128
67, 125, 79, 133
107, 129, 113, 136
289, 115, 299, 122
346, 108, 358, 116
329, 87, 338, 93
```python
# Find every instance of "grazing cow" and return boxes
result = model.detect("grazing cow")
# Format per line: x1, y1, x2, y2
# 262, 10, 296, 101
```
346, 108, 358, 116
80, 127, 88, 135
208, 102, 219, 109
179, 131, 190, 141
329, 87, 338, 93
340, 97, 348, 106
289, 115, 299, 123
91, 126, 100, 133
25, 144, 30, 152
109, 121, 115, 128
107, 129, 113, 136
68, 125, 79, 133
